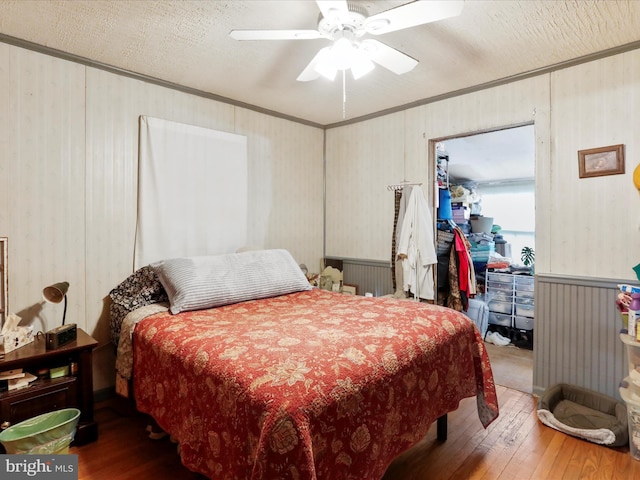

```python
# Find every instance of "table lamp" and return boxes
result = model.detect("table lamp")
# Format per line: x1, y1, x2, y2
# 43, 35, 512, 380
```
43, 281, 69, 326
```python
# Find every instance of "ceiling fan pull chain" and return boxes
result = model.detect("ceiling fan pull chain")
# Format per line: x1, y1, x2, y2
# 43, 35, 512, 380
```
342, 69, 346, 119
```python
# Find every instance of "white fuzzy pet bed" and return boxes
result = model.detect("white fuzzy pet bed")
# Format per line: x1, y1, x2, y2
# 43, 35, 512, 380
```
537, 383, 628, 447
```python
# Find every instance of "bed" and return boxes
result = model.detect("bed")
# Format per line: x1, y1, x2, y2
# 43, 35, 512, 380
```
111, 249, 498, 480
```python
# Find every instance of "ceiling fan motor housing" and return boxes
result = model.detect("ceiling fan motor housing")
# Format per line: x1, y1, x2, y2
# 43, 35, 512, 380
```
317, 4, 368, 39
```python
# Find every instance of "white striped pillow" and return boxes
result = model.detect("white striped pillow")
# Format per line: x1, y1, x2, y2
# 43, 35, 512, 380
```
151, 249, 311, 314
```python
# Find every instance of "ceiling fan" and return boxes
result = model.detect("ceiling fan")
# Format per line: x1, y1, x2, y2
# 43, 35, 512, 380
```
229, 0, 464, 82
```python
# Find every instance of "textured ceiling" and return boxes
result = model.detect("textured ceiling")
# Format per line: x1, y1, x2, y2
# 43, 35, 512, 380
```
0, 0, 640, 126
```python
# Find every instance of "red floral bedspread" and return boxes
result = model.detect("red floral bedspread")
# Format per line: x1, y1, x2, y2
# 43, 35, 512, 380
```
133, 288, 498, 480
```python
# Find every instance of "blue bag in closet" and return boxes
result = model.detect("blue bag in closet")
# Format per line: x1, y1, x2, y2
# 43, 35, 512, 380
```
438, 188, 453, 220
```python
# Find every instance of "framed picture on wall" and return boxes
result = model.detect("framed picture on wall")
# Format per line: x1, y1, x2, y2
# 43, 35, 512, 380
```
578, 144, 625, 178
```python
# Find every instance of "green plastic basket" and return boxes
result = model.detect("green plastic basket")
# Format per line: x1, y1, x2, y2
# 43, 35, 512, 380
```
0, 408, 80, 454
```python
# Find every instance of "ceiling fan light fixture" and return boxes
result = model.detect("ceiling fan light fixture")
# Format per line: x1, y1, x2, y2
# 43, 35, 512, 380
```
314, 48, 339, 80
330, 37, 356, 69
314, 38, 374, 81
316, 63, 338, 80
350, 55, 375, 79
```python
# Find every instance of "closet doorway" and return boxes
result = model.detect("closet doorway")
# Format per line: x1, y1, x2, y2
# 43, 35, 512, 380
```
432, 124, 535, 394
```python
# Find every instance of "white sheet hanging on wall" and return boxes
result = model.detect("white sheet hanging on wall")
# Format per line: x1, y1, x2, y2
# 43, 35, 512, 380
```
135, 116, 248, 269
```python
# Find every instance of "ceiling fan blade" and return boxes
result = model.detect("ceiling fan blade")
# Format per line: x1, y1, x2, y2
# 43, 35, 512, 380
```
229, 29, 321, 40
297, 47, 332, 82
364, 0, 464, 35
316, 0, 350, 24
361, 39, 418, 75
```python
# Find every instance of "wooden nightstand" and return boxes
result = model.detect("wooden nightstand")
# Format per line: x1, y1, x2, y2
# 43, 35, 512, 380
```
0, 328, 98, 447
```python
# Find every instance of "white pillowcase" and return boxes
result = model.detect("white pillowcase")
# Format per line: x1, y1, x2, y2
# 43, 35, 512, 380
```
151, 249, 311, 314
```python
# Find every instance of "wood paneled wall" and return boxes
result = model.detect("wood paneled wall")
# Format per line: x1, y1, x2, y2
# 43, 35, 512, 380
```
0, 44, 324, 390
325, 49, 640, 399
0, 45, 87, 335
325, 75, 549, 263
325, 113, 407, 260
548, 51, 640, 278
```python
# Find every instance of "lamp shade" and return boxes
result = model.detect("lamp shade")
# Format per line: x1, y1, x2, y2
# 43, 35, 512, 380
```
43, 282, 69, 304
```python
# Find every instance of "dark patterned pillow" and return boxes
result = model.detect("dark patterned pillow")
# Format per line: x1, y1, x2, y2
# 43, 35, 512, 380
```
109, 265, 168, 346
109, 302, 130, 347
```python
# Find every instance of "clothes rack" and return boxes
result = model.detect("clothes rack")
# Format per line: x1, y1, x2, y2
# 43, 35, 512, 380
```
387, 181, 422, 191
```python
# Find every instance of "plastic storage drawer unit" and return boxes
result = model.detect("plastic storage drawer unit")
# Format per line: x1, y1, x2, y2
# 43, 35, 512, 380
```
516, 286, 534, 299
515, 275, 534, 288
487, 280, 513, 293
621, 333, 640, 378
487, 273, 513, 285
515, 302, 534, 318
515, 277, 534, 297
515, 316, 534, 330
489, 312, 512, 327
619, 380, 640, 460
488, 299, 512, 315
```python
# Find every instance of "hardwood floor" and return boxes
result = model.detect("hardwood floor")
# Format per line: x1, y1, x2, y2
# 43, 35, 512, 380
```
72, 395, 205, 480
483, 341, 534, 394
383, 385, 640, 480
72, 382, 640, 480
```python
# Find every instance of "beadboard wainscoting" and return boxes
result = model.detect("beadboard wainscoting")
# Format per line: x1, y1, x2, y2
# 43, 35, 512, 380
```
329, 257, 395, 298
533, 274, 626, 400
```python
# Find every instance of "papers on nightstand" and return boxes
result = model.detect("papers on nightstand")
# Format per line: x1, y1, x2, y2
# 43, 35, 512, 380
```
0, 313, 35, 354
0, 368, 37, 392
0, 368, 25, 380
